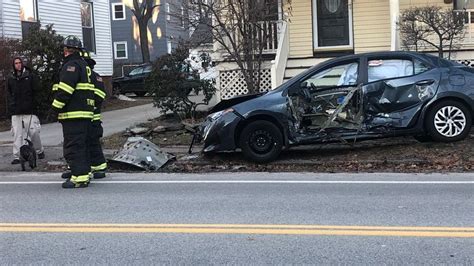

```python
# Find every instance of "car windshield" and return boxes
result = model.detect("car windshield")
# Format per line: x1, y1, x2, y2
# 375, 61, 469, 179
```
143, 65, 153, 73
129, 67, 144, 76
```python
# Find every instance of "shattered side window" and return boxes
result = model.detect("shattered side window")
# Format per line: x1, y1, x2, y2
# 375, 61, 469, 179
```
368, 59, 414, 83
414, 59, 430, 74
304, 62, 359, 88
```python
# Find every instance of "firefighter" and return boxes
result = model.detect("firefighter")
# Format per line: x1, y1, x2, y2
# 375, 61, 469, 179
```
81, 51, 107, 178
51, 35, 95, 189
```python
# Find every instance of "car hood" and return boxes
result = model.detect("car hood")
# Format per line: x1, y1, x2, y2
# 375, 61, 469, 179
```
209, 92, 266, 113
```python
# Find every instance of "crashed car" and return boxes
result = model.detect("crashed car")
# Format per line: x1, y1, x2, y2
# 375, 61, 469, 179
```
196, 51, 474, 163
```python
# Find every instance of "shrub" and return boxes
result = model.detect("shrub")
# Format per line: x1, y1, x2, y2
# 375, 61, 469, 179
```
146, 44, 215, 120
22, 23, 64, 121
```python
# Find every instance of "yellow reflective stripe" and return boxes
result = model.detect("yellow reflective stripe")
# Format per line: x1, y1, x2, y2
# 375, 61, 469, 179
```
94, 89, 106, 99
77, 83, 94, 90
52, 99, 65, 109
91, 163, 107, 171
71, 173, 91, 183
58, 111, 94, 120
52, 84, 59, 91
92, 114, 101, 121
58, 82, 75, 94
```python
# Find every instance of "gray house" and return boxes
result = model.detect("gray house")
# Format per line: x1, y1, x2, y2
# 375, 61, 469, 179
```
110, 0, 189, 76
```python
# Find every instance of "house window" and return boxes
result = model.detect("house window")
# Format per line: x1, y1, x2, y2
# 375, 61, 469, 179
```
20, 0, 38, 39
112, 3, 126, 20
19, 0, 37, 22
81, 1, 96, 52
166, 3, 170, 21
313, 0, 353, 49
114, 41, 128, 59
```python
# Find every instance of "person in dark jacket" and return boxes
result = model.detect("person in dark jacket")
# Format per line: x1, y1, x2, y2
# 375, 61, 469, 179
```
7, 57, 44, 164
51, 36, 95, 189
61, 51, 107, 180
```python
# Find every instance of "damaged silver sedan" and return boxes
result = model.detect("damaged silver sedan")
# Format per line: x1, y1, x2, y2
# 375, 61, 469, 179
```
195, 52, 474, 163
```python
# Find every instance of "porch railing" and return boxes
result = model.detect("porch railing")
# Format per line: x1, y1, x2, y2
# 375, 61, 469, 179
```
271, 21, 289, 89
455, 9, 474, 44
226, 20, 283, 54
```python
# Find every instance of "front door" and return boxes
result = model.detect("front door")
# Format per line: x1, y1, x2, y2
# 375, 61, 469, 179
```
313, 0, 352, 49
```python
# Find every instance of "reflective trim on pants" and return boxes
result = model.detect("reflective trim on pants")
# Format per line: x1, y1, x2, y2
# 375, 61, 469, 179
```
91, 162, 107, 172
71, 173, 91, 183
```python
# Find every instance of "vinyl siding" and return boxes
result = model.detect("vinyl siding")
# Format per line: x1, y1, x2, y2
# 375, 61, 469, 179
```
0, 1, 3, 36
92, 0, 113, 76
37, 0, 112, 76
1, 0, 22, 38
287, 0, 313, 58
37, 0, 82, 38
353, 0, 391, 53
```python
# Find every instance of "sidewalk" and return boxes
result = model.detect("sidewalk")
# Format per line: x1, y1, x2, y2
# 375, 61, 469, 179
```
0, 104, 161, 147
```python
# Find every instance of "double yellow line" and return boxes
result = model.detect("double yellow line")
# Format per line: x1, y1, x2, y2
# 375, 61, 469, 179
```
0, 223, 473, 238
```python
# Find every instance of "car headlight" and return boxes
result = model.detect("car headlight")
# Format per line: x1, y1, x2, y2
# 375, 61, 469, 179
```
209, 108, 234, 121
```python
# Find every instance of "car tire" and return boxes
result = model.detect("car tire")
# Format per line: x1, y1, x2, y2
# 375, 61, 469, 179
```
112, 85, 121, 95
426, 100, 472, 142
239, 120, 283, 163
135, 92, 146, 97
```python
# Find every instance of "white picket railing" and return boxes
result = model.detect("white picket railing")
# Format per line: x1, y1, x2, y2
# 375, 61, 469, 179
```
456, 10, 474, 44
271, 21, 289, 89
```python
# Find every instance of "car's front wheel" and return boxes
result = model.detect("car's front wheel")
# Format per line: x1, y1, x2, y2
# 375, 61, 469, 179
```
426, 100, 472, 142
239, 120, 283, 163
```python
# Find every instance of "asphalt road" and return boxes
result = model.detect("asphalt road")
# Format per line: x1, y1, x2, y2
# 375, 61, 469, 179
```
0, 172, 473, 264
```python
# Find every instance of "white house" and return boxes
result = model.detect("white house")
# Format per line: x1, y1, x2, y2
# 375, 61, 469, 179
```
0, 0, 113, 77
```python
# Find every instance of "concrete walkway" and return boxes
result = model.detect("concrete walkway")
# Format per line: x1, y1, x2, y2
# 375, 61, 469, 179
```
0, 103, 161, 147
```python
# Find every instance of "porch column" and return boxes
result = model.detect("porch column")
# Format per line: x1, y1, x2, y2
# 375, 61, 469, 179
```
390, 0, 400, 51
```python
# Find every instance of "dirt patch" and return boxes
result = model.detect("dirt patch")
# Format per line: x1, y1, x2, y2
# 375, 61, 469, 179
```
102, 113, 200, 150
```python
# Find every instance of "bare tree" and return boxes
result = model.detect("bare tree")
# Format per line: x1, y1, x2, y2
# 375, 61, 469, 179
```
130, 0, 161, 63
178, 0, 292, 95
398, 6, 466, 59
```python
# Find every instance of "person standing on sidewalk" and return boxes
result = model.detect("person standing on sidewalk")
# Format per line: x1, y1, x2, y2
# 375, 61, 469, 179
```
7, 57, 45, 164
61, 51, 107, 180
51, 36, 95, 189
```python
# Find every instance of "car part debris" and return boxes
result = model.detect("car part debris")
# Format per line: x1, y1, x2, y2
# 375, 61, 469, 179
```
110, 137, 175, 170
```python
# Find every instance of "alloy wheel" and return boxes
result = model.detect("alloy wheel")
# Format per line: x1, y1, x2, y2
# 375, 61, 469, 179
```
434, 106, 466, 138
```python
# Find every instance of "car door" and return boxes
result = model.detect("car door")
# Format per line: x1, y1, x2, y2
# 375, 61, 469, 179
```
287, 59, 364, 141
128, 67, 146, 91
362, 56, 441, 130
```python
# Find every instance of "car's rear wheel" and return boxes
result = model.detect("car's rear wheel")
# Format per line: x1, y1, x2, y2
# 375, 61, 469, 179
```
239, 120, 283, 163
426, 100, 472, 142
112, 84, 121, 95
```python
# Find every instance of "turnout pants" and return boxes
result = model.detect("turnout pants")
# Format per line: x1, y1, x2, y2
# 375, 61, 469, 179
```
11, 115, 44, 159
61, 119, 91, 183
89, 121, 106, 172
